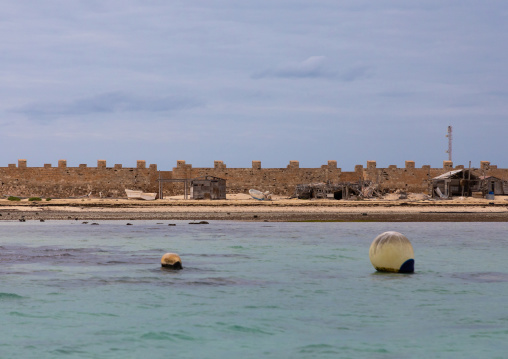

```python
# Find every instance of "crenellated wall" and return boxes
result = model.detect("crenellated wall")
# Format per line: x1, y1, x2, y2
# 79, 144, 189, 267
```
0, 160, 158, 198
1, 159, 506, 198
168, 160, 507, 196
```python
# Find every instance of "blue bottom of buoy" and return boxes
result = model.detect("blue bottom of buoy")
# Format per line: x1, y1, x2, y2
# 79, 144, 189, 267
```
399, 259, 415, 273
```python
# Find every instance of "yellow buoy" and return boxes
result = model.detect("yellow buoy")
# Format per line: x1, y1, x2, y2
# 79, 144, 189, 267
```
369, 231, 414, 273
161, 253, 183, 269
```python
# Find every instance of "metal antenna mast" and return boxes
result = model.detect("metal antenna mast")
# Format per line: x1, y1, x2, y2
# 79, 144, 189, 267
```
445, 126, 452, 161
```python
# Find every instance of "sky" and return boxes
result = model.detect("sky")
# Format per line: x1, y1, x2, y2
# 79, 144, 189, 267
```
1, 0, 507, 171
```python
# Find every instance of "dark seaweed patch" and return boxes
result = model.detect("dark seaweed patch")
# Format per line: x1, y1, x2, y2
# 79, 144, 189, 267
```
453, 272, 508, 283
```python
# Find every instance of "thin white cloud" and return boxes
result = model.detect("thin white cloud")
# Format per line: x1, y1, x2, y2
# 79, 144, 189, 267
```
9, 92, 203, 118
252, 57, 371, 82
253, 56, 335, 79
340, 66, 372, 82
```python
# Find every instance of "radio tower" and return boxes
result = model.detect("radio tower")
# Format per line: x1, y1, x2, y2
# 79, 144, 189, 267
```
445, 126, 452, 161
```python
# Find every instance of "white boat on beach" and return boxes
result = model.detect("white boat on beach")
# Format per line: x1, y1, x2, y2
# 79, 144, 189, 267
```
249, 189, 272, 201
125, 189, 157, 200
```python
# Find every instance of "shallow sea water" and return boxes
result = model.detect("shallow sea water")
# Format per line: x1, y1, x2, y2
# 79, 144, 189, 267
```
1, 221, 507, 359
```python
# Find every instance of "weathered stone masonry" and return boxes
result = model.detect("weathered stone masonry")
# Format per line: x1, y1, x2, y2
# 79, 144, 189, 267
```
0, 160, 158, 198
1, 159, 506, 198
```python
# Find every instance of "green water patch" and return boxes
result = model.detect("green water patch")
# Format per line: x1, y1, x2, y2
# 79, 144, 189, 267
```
140, 331, 196, 341
2, 221, 508, 359
0, 292, 24, 300
8, 311, 52, 318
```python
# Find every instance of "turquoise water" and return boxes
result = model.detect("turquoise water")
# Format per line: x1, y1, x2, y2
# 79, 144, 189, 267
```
1, 221, 508, 358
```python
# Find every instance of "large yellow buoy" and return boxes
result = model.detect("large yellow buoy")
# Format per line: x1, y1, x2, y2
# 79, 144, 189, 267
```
161, 253, 183, 269
369, 231, 414, 273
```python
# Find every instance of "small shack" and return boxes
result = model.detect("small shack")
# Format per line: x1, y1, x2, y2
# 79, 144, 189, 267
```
294, 181, 381, 200
190, 176, 226, 200
477, 176, 508, 195
432, 169, 478, 198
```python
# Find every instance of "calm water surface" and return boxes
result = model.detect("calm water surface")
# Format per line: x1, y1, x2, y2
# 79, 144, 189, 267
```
1, 221, 507, 358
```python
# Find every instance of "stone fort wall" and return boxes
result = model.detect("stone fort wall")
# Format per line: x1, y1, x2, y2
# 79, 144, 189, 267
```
0, 160, 158, 198
1, 159, 506, 198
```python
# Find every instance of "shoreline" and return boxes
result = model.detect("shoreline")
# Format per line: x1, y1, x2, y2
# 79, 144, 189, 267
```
1, 197, 508, 222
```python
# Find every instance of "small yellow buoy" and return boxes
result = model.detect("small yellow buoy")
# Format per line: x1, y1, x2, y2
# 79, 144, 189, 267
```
161, 253, 183, 270
369, 231, 414, 273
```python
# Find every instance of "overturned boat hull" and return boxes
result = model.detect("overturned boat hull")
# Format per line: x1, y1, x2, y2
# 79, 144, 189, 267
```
125, 189, 157, 200
249, 189, 266, 201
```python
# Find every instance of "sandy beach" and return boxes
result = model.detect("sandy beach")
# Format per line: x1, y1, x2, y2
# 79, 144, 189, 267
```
1, 194, 508, 222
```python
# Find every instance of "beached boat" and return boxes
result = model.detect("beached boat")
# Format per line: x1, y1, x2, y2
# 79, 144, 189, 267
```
125, 189, 157, 200
139, 192, 157, 200
249, 189, 271, 201
249, 189, 265, 200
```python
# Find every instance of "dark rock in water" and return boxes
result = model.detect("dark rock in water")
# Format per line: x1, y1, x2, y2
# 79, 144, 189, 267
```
126, 223, 133, 225
19, 218, 26, 222
168, 224, 176, 226
156, 223, 163, 224
40, 219, 45, 222
189, 221, 209, 224
91, 223, 99, 225
82, 222, 88, 224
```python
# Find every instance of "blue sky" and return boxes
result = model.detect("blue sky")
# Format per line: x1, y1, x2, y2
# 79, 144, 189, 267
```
1, 1, 507, 170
